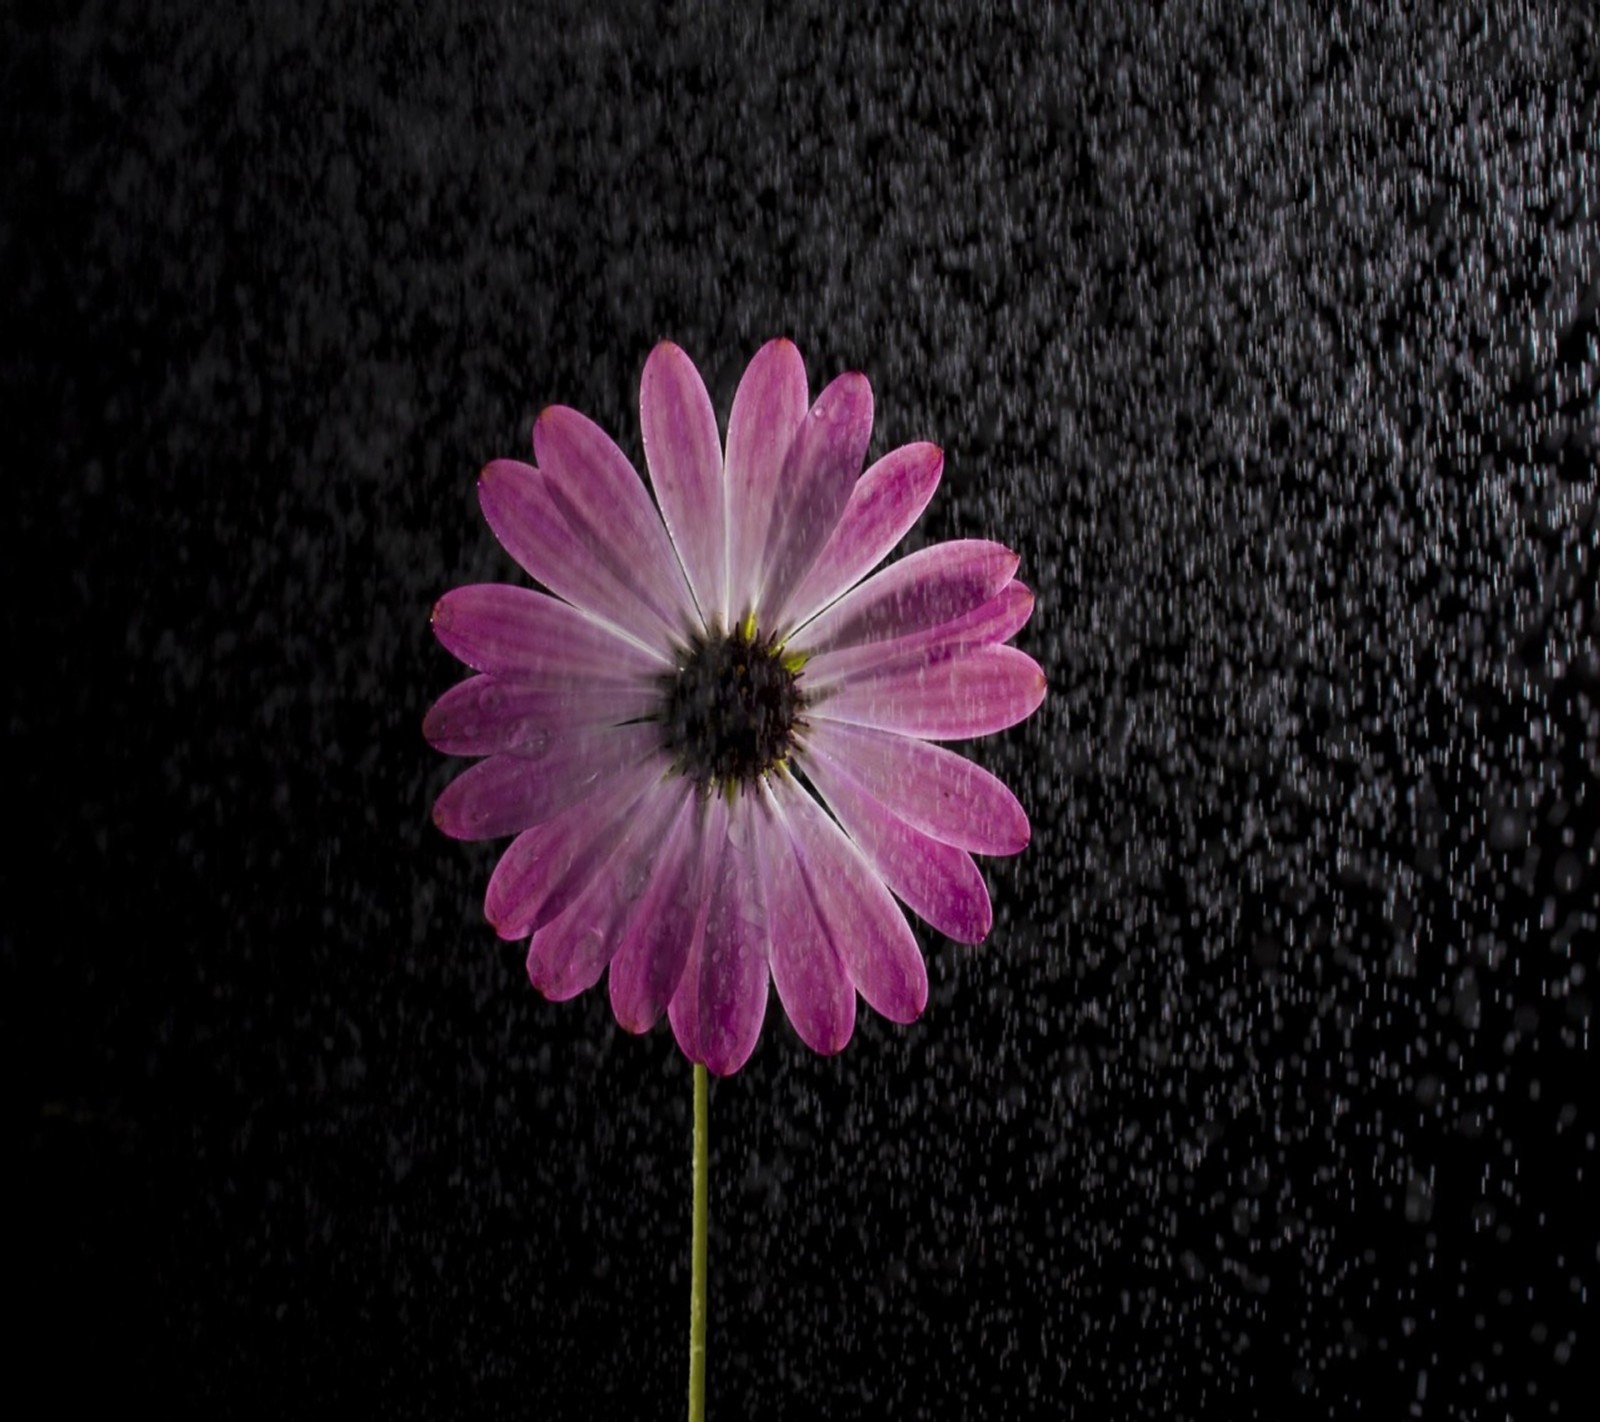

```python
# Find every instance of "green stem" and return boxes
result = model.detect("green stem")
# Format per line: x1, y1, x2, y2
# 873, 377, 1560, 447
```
688, 1061, 709, 1422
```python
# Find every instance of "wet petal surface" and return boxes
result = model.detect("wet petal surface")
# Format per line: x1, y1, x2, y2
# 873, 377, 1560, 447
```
773, 773, 927, 1024
800, 719, 1030, 855
479, 460, 683, 648
423, 674, 658, 757
431, 583, 669, 679
803, 579, 1035, 693
527, 779, 689, 1000
801, 751, 993, 943
724, 339, 808, 625
776, 441, 943, 637
533, 406, 700, 640
810, 644, 1046, 741
432, 722, 663, 842
756, 372, 874, 624
608, 791, 709, 1035
692, 803, 773, 1075
761, 784, 856, 1054
640, 341, 727, 627
483, 757, 666, 939
792, 539, 1018, 658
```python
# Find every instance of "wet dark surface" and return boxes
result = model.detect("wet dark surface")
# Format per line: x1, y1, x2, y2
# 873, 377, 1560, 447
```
7, 2, 1597, 1416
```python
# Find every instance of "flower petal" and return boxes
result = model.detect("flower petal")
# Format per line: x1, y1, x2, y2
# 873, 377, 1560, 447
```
432, 722, 661, 842
670, 798, 771, 1075
608, 790, 711, 1034
725, 339, 808, 626
423, 674, 659, 756
802, 580, 1035, 693
483, 755, 666, 938
532, 406, 701, 640
760, 783, 856, 1055
431, 582, 669, 680
660, 796, 723, 1062
798, 720, 1030, 855
799, 752, 992, 943
479, 460, 683, 648
774, 442, 943, 637
790, 540, 1018, 659
810, 644, 1046, 741
640, 341, 727, 628
527, 780, 689, 1001
774, 774, 927, 1024
757, 372, 874, 623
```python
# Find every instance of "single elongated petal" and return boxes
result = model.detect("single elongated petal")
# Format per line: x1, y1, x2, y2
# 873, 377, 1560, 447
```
431, 583, 669, 679
810, 645, 1046, 741
800, 753, 992, 943
423, 674, 659, 756
533, 406, 700, 638
761, 784, 856, 1054
799, 720, 1029, 855
791, 540, 1018, 658
698, 825, 774, 1076
670, 799, 771, 1075
641, 342, 727, 626
483, 757, 666, 939
527, 780, 689, 1000
803, 581, 1034, 693
608, 791, 709, 1034
662, 796, 727, 1062
433, 722, 661, 842
725, 339, 808, 625
479, 460, 682, 648
774, 774, 927, 1024
756, 372, 874, 623
775, 442, 943, 637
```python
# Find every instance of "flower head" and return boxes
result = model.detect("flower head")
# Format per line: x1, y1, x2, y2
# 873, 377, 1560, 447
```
427, 340, 1045, 1075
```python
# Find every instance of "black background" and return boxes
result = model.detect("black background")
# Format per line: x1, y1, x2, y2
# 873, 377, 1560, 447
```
8, 2, 1598, 1417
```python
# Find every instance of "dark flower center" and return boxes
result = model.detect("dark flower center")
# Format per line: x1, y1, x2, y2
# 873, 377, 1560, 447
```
659, 625, 803, 789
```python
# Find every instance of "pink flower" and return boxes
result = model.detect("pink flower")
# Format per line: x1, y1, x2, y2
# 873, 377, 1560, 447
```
427, 340, 1045, 1075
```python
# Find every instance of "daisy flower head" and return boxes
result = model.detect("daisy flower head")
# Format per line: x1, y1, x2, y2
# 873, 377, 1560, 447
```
427, 340, 1045, 1075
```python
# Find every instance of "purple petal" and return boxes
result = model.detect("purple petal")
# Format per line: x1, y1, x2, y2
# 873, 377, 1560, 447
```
725, 339, 808, 627
760, 784, 856, 1055
774, 442, 943, 637
608, 791, 709, 1034
640, 342, 727, 628
483, 757, 666, 939
774, 774, 927, 1024
532, 406, 700, 639
756, 372, 874, 622
670, 799, 771, 1075
424, 674, 659, 757
527, 780, 689, 1001
800, 752, 992, 943
799, 720, 1030, 855
790, 540, 1018, 658
663, 796, 726, 1063
809, 645, 1046, 741
479, 460, 684, 648
432, 722, 662, 842
431, 583, 668, 680
803, 580, 1035, 693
